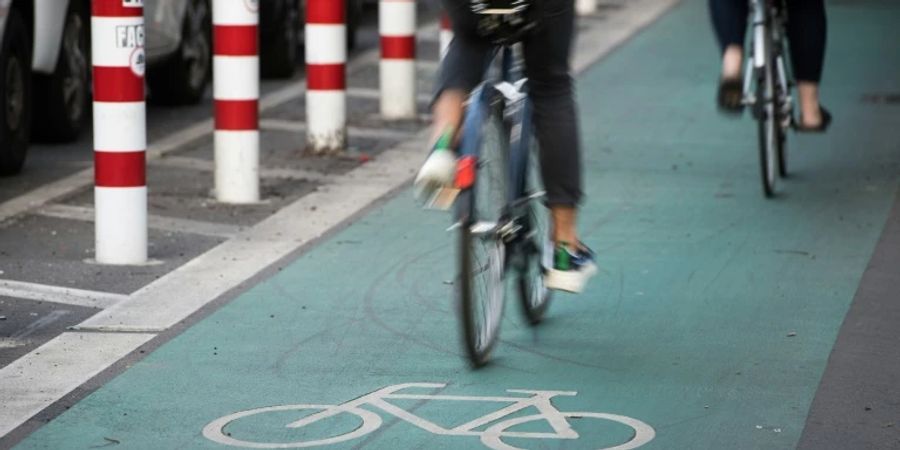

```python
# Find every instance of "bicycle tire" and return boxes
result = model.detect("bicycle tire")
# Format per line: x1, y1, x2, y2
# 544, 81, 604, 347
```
774, 57, 789, 178
458, 114, 509, 367
756, 60, 778, 198
517, 143, 551, 325
776, 111, 788, 178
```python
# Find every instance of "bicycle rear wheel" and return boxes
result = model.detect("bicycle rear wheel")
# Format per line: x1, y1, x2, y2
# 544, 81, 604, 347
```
458, 113, 509, 367
518, 143, 552, 325
774, 54, 790, 178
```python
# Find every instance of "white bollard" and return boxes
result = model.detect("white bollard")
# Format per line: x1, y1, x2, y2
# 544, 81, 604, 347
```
91, 0, 148, 265
576, 0, 597, 15
439, 12, 453, 61
306, 0, 347, 154
379, 0, 417, 119
213, 0, 260, 203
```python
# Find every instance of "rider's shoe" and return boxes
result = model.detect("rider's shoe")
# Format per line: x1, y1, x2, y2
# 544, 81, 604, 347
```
717, 76, 744, 114
545, 242, 597, 294
414, 131, 457, 204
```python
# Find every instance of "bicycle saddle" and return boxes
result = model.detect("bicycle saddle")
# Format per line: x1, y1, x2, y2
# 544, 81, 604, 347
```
469, 0, 539, 44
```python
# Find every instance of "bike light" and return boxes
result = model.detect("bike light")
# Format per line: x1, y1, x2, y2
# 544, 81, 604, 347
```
455, 156, 477, 189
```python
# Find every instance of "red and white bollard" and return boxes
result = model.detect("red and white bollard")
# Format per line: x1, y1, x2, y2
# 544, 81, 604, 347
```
576, 0, 597, 15
213, 0, 260, 203
439, 11, 453, 61
306, 0, 347, 154
91, 0, 147, 265
379, 0, 416, 119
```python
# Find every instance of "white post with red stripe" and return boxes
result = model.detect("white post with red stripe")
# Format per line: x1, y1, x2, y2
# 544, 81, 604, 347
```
91, 0, 147, 265
576, 0, 597, 15
306, 0, 347, 154
439, 11, 453, 61
213, 0, 260, 203
379, 0, 416, 119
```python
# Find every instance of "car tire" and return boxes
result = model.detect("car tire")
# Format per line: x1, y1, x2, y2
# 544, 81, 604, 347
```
346, 0, 363, 51
0, 9, 32, 175
148, 0, 212, 105
260, 0, 301, 79
32, 0, 90, 143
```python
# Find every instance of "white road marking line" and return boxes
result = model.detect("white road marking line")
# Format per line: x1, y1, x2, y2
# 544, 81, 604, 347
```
347, 87, 434, 103
0, 280, 127, 309
11, 311, 70, 340
260, 119, 419, 141
36, 204, 243, 240
0, 338, 30, 350
151, 156, 331, 183
0, 332, 156, 438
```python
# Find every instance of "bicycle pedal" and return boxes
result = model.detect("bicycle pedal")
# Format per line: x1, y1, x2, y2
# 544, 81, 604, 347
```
424, 187, 460, 211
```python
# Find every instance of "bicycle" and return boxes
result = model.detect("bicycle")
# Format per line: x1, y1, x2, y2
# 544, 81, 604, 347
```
742, 0, 794, 197
202, 382, 656, 449
447, 40, 553, 367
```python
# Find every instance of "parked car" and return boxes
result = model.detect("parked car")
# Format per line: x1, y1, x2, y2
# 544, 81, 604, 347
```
0, 0, 364, 175
0, 0, 91, 174
260, 0, 364, 78
145, 0, 212, 105
145, 0, 365, 102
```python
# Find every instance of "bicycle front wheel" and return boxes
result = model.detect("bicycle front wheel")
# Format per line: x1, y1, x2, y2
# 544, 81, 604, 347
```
756, 61, 778, 198
458, 113, 509, 367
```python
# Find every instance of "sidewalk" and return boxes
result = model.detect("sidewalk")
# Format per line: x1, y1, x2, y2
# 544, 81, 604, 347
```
5, 0, 900, 449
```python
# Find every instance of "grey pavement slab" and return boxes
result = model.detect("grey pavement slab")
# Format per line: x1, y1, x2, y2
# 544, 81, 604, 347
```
0, 298, 99, 367
0, 215, 222, 295
61, 165, 320, 228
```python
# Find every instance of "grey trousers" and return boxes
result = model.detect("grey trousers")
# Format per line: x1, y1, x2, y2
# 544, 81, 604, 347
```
437, 0, 583, 207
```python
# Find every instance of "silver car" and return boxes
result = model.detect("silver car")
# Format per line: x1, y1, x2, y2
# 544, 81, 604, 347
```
145, 0, 213, 105
144, 0, 365, 103
0, 0, 92, 174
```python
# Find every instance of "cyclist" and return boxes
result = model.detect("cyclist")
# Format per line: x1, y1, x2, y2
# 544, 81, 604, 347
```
414, 0, 597, 294
711, 0, 831, 131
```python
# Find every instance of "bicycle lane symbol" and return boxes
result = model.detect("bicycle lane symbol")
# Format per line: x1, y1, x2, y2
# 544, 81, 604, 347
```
202, 383, 656, 449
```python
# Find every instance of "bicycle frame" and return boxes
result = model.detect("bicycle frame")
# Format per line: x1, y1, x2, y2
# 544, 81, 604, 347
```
743, 0, 793, 118
455, 44, 536, 229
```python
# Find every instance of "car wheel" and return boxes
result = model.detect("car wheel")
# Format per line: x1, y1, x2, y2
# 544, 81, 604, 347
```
260, 0, 300, 79
33, 0, 90, 142
0, 9, 32, 175
148, 0, 212, 105
346, 0, 363, 51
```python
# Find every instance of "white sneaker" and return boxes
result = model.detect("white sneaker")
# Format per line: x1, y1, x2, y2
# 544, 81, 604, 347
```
545, 243, 598, 294
414, 149, 457, 202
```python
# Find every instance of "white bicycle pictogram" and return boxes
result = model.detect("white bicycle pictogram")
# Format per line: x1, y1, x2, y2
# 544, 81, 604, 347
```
202, 382, 655, 449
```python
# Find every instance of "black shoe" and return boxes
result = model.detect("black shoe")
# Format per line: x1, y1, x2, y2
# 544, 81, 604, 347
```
717, 77, 744, 114
794, 107, 832, 133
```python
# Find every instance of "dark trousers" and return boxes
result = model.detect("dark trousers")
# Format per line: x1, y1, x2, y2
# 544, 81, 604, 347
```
709, 0, 827, 82
438, 0, 582, 207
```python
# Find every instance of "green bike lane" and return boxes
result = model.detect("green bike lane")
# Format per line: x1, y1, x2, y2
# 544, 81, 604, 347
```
14, 0, 900, 448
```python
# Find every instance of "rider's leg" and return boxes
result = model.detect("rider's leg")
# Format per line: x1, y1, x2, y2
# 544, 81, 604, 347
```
523, 0, 596, 292
522, 0, 582, 247
786, 0, 828, 129
709, 0, 748, 79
